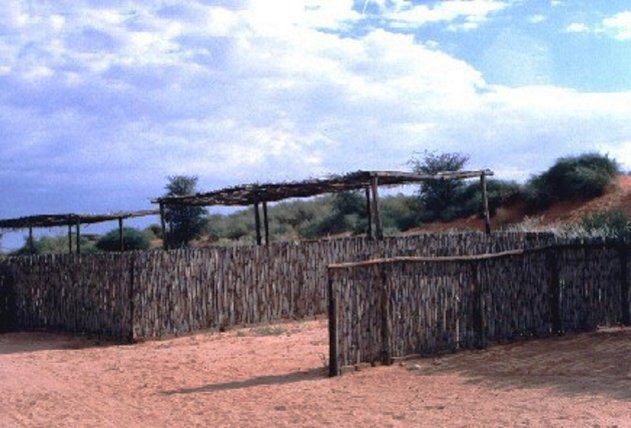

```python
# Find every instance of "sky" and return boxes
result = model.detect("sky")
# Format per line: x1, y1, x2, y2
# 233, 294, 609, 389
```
1, 0, 631, 248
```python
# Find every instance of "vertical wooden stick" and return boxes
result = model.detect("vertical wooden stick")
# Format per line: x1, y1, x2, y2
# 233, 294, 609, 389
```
68, 224, 73, 254
28, 227, 35, 255
159, 203, 168, 250
263, 201, 270, 245
380, 265, 391, 365
472, 261, 486, 349
118, 217, 125, 252
327, 273, 339, 377
365, 187, 373, 239
254, 202, 262, 246
619, 242, 630, 326
75, 219, 81, 255
371, 177, 384, 240
128, 253, 135, 343
547, 248, 562, 334
480, 173, 491, 234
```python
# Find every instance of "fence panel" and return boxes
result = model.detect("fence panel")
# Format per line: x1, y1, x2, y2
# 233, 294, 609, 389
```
329, 241, 629, 375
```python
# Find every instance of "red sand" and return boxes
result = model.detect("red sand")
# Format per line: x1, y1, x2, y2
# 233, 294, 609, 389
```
1, 320, 630, 427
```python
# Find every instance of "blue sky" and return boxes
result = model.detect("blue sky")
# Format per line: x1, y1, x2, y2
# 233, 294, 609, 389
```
1, 0, 631, 248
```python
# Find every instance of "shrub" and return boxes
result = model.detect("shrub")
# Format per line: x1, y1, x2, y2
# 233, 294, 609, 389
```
577, 210, 630, 238
146, 224, 163, 239
455, 179, 521, 218
11, 235, 98, 256
96, 228, 151, 252
381, 195, 419, 231
525, 153, 619, 211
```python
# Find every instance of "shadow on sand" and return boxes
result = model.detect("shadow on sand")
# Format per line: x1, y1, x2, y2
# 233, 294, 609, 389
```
404, 328, 631, 401
0, 331, 126, 355
162, 367, 325, 395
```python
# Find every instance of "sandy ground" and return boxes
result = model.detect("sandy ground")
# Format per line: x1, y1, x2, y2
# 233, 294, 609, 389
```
0, 319, 629, 427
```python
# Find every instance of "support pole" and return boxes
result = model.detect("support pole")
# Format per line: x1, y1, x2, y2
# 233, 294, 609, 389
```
118, 217, 125, 252
365, 187, 373, 239
254, 202, 262, 246
480, 173, 491, 234
262, 201, 270, 245
28, 227, 35, 255
159, 203, 168, 250
68, 224, 73, 254
370, 176, 384, 240
75, 219, 81, 255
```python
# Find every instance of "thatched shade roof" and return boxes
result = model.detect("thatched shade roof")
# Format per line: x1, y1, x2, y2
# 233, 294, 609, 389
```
153, 170, 494, 207
0, 210, 159, 231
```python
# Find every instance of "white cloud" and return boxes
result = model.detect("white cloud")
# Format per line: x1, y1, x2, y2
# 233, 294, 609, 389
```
528, 14, 546, 24
0, 0, 630, 221
602, 11, 631, 41
375, 0, 509, 31
565, 22, 590, 33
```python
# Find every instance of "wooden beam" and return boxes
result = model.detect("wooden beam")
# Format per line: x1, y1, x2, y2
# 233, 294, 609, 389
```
254, 202, 262, 246
75, 219, 81, 255
118, 217, 124, 252
262, 201, 270, 245
480, 173, 491, 234
365, 187, 373, 239
68, 224, 72, 254
159, 203, 168, 250
28, 227, 35, 255
370, 176, 384, 240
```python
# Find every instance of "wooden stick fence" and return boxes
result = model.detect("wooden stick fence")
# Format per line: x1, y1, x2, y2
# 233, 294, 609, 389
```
327, 240, 631, 376
0, 232, 557, 339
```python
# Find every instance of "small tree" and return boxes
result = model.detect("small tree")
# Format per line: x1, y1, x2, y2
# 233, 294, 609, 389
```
408, 151, 470, 221
96, 228, 151, 252
164, 175, 207, 247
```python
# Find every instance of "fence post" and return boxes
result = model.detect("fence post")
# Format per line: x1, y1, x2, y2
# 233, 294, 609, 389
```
546, 248, 563, 334
619, 242, 630, 326
472, 260, 486, 349
327, 272, 339, 377
380, 264, 391, 365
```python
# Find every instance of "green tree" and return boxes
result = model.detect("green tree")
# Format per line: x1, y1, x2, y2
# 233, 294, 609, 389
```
164, 175, 207, 247
409, 151, 470, 221
96, 228, 151, 252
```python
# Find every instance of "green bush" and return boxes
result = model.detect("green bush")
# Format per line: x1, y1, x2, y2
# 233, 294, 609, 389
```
525, 153, 619, 211
11, 235, 98, 256
96, 228, 151, 252
455, 179, 521, 218
381, 195, 419, 232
